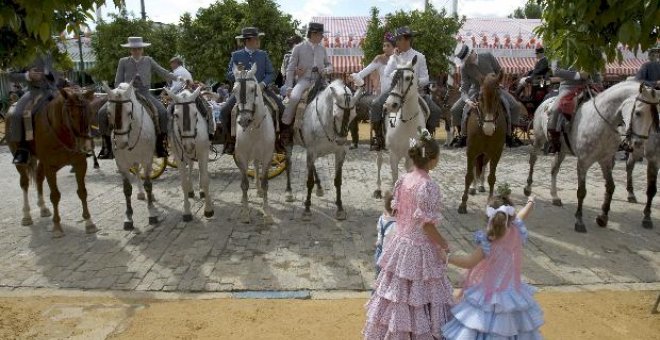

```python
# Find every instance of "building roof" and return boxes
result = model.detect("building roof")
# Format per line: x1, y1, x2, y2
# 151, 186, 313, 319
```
57, 36, 96, 71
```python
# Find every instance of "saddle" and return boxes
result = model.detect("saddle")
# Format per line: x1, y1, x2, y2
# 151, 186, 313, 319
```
22, 91, 56, 141
293, 80, 327, 132
133, 92, 160, 132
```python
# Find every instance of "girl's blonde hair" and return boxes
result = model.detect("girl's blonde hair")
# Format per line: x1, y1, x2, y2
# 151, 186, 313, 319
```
487, 194, 513, 241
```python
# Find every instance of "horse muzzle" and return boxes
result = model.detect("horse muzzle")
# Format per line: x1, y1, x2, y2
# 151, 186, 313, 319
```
482, 123, 496, 136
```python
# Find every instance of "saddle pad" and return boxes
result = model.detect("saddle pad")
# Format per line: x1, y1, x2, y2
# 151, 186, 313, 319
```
558, 87, 583, 119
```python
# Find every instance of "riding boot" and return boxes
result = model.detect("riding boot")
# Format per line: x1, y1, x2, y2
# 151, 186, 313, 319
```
98, 135, 114, 159
548, 130, 562, 154
370, 122, 384, 151
223, 134, 236, 155
12, 141, 30, 165
156, 133, 169, 158
506, 134, 514, 148
279, 123, 293, 147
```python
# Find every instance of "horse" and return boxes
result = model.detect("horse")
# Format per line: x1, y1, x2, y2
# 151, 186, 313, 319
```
231, 64, 276, 224
284, 80, 361, 220
429, 79, 458, 146
8, 87, 98, 238
373, 55, 426, 199
102, 82, 159, 231
457, 73, 508, 214
618, 94, 660, 229
165, 87, 215, 222
524, 81, 659, 232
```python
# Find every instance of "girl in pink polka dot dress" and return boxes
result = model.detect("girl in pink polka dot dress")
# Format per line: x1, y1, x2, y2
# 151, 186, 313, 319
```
363, 128, 454, 339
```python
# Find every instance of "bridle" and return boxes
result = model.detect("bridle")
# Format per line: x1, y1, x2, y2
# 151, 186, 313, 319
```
108, 97, 143, 150
173, 100, 198, 139
388, 67, 419, 126
44, 93, 93, 154
626, 94, 660, 140
316, 86, 355, 144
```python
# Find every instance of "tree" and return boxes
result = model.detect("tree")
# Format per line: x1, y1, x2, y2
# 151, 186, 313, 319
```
535, 0, 660, 73
362, 4, 464, 76
508, 2, 542, 19
0, 0, 122, 69
90, 11, 179, 85
178, 0, 298, 83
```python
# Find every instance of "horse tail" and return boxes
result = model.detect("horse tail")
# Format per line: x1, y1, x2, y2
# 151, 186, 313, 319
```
475, 154, 485, 178
26, 158, 38, 186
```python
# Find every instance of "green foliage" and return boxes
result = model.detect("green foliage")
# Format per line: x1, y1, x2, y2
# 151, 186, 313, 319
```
90, 11, 179, 85
509, 2, 542, 19
362, 4, 464, 76
0, 0, 122, 69
535, 0, 660, 73
178, 0, 298, 82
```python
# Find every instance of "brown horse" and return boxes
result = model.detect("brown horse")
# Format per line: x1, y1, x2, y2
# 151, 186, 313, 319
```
458, 73, 508, 214
8, 87, 98, 237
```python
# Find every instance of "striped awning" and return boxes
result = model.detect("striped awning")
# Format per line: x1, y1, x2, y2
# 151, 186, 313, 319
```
494, 57, 646, 76
329, 55, 363, 74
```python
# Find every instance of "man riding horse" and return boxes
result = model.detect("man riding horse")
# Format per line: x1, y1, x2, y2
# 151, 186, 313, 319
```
6, 53, 58, 165
368, 27, 430, 151
282, 22, 333, 145
515, 46, 551, 98
220, 27, 285, 155
450, 43, 521, 147
635, 43, 660, 87
98, 37, 183, 159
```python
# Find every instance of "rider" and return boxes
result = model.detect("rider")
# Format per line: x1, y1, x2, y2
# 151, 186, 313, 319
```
220, 27, 284, 155
98, 37, 183, 159
281, 35, 303, 87
368, 26, 430, 151
5, 53, 58, 164
169, 56, 192, 94
451, 43, 520, 147
282, 22, 333, 145
516, 46, 550, 97
635, 43, 660, 87
350, 31, 396, 150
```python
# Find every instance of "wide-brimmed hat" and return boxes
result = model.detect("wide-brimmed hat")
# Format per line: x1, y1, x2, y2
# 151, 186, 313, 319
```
454, 43, 472, 66
307, 22, 324, 34
235, 27, 265, 40
535, 45, 545, 54
121, 37, 151, 48
393, 26, 416, 39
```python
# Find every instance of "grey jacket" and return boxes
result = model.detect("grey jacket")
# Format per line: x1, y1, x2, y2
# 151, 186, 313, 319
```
460, 52, 501, 101
285, 40, 332, 88
115, 56, 177, 91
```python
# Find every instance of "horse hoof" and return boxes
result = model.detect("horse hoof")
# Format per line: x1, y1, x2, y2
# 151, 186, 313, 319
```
596, 215, 608, 228
552, 198, 563, 207
523, 187, 532, 196
469, 188, 477, 196
137, 193, 146, 201
40, 208, 51, 217
373, 190, 382, 199
182, 214, 193, 222
316, 188, 324, 197
85, 224, 98, 234
240, 209, 250, 224
263, 215, 274, 225
642, 218, 653, 229
285, 194, 295, 202
204, 210, 214, 218
302, 211, 312, 221
123, 221, 134, 231
458, 205, 467, 214
574, 222, 587, 233
336, 210, 347, 221
200, 192, 206, 199
627, 196, 637, 203
479, 186, 486, 193
148, 216, 159, 225
188, 191, 195, 198
52, 230, 65, 238
21, 217, 33, 226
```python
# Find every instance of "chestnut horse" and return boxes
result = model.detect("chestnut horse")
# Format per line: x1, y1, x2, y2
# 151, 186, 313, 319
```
8, 87, 97, 238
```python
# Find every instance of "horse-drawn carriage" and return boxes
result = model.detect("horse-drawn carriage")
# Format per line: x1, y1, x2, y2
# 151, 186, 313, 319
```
509, 76, 555, 142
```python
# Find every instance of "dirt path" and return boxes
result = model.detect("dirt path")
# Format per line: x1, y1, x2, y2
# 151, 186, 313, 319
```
1, 290, 658, 339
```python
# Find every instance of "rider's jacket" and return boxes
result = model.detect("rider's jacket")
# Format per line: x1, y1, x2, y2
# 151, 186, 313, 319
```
226, 48, 276, 86
285, 40, 332, 88
115, 56, 177, 91
383, 48, 430, 88
459, 52, 500, 101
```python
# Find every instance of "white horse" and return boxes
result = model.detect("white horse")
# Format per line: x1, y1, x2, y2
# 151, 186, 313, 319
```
232, 64, 276, 224
103, 82, 159, 230
165, 87, 214, 222
524, 81, 659, 232
618, 92, 660, 229
373, 55, 426, 199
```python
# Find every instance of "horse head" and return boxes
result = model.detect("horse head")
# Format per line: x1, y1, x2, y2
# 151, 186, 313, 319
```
384, 55, 418, 113
478, 72, 504, 136
232, 63, 261, 130
58, 86, 95, 153
325, 81, 362, 145
626, 83, 660, 147
166, 86, 203, 154
104, 82, 137, 150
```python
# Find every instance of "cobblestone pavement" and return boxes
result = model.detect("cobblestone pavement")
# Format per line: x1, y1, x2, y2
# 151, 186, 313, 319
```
0, 142, 658, 293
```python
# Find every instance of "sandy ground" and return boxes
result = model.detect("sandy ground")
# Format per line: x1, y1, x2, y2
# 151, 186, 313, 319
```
1, 290, 658, 340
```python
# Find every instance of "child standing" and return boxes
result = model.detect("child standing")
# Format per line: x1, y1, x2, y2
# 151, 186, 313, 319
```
364, 128, 454, 339
374, 191, 397, 278
443, 187, 544, 339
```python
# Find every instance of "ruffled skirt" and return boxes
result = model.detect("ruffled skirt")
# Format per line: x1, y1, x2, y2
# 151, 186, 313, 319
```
442, 284, 544, 340
363, 236, 454, 339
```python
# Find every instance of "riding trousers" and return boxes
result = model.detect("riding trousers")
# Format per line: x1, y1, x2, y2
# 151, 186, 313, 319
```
282, 78, 314, 125
219, 87, 285, 134
98, 89, 168, 136
6, 92, 32, 142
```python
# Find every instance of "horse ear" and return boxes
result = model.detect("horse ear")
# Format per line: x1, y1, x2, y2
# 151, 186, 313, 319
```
192, 85, 202, 99
102, 81, 112, 94
249, 63, 257, 77
411, 55, 418, 66
350, 86, 364, 106
83, 88, 95, 101
59, 88, 70, 100
497, 72, 504, 83
639, 82, 644, 93
232, 63, 240, 77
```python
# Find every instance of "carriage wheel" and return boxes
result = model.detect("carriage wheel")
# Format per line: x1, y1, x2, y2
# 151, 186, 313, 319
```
167, 154, 178, 168
246, 153, 287, 179
130, 156, 168, 180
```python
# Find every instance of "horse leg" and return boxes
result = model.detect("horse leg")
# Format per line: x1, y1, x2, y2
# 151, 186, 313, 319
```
302, 153, 315, 221
36, 161, 51, 218
135, 169, 146, 201
313, 165, 324, 197
44, 168, 63, 238
18, 166, 32, 226
550, 151, 567, 206
642, 161, 658, 229
255, 161, 265, 198
121, 173, 134, 231
596, 156, 615, 228
524, 137, 541, 196
284, 145, 294, 202
184, 161, 194, 198
574, 162, 588, 233
180, 160, 193, 222
142, 164, 159, 225
470, 156, 483, 195
390, 154, 399, 187
459, 155, 475, 214
261, 156, 273, 225
444, 121, 452, 147
199, 156, 214, 218
239, 161, 251, 224
487, 157, 500, 198
373, 150, 383, 199
73, 158, 97, 234
334, 151, 347, 220
626, 152, 638, 203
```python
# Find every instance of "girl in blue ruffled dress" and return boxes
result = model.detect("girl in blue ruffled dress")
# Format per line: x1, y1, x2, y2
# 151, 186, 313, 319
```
443, 187, 544, 339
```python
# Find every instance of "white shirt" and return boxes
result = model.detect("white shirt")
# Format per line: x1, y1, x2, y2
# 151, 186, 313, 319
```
383, 48, 430, 87
170, 65, 192, 93
355, 56, 392, 95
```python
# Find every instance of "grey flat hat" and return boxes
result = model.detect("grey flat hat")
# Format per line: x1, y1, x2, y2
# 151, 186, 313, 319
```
121, 37, 151, 48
